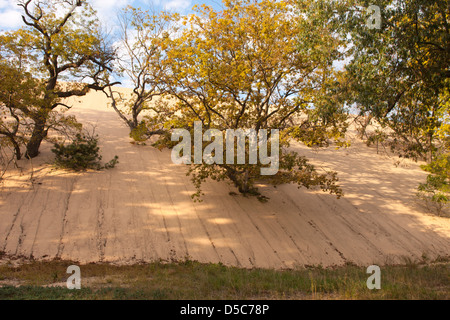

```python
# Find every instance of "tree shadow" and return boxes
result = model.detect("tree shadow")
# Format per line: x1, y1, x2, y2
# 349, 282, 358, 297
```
0, 95, 448, 270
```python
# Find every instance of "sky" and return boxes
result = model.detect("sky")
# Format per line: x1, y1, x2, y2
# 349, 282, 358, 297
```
0, 0, 224, 31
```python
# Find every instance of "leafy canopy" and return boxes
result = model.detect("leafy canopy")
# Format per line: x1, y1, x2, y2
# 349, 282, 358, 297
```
142, 0, 348, 200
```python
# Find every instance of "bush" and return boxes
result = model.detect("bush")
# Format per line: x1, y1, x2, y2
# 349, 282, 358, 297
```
417, 153, 450, 216
52, 133, 119, 171
130, 122, 149, 143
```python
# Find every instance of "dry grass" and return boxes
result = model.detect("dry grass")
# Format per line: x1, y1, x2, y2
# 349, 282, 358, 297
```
0, 255, 448, 300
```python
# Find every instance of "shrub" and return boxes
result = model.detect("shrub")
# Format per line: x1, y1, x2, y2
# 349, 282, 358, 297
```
52, 134, 119, 171
417, 153, 450, 216
130, 122, 148, 143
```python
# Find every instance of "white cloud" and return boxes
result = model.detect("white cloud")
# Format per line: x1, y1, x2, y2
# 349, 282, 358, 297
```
0, 8, 22, 30
91, 0, 131, 12
0, 0, 194, 31
0, 0, 10, 9
0, 0, 127, 31
162, 0, 191, 11
90, 0, 131, 28
0, 0, 23, 30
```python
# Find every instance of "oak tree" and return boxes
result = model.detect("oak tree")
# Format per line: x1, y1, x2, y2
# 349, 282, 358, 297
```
0, 0, 117, 159
147, 0, 347, 200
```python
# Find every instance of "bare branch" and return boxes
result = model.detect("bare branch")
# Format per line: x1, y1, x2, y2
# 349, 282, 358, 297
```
53, 0, 84, 35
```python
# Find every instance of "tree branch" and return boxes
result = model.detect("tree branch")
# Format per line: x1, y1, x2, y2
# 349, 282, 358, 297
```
53, 0, 84, 35
55, 81, 120, 98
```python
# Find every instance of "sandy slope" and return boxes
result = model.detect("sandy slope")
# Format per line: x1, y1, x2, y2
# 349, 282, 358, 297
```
0, 88, 449, 269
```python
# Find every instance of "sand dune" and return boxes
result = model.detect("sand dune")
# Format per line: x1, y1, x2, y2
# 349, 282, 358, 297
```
0, 88, 449, 269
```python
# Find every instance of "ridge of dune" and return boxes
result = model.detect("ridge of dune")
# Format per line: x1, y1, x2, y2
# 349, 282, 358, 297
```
0, 87, 449, 269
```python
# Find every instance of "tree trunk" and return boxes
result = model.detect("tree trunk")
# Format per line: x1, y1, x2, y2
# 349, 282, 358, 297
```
1, 134, 22, 161
240, 170, 250, 193
25, 119, 47, 159
427, 131, 433, 164
132, 107, 139, 129
24, 77, 57, 159
11, 138, 22, 161
226, 167, 256, 195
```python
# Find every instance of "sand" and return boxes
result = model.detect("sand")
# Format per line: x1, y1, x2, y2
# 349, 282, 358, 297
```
0, 88, 449, 269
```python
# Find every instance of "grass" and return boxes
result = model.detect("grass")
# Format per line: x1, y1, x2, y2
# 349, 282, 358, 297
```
0, 258, 448, 300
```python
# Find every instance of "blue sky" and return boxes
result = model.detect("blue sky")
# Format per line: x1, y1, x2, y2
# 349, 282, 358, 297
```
0, 0, 224, 31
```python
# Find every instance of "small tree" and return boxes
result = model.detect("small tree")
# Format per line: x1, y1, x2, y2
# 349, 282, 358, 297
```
0, 53, 81, 163
52, 130, 119, 171
417, 153, 450, 216
104, 6, 173, 141
0, 0, 117, 159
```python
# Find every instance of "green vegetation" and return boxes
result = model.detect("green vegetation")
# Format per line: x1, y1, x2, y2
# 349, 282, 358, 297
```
332, 0, 449, 213
0, 1, 116, 160
0, 0, 449, 301
2, 0, 448, 206
338, 0, 449, 163
0, 259, 448, 300
418, 153, 450, 215
128, 0, 348, 200
52, 133, 119, 171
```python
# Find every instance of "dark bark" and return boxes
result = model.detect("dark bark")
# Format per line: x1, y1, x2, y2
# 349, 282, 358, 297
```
225, 166, 257, 195
132, 108, 139, 129
10, 137, 21, 161
25, 117, 47, 159
17, 0, 117, 159
0, 107, 22, 160
427, 131, 434, 164
0, 133, 22, 160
